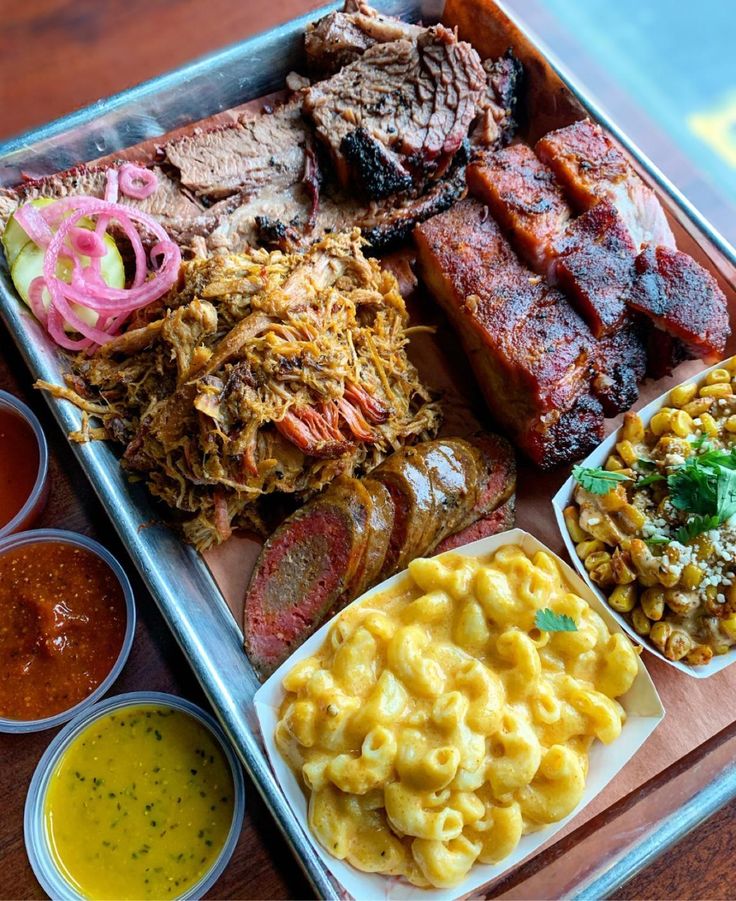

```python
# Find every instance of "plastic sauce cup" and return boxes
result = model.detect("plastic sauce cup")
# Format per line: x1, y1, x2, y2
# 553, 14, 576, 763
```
25, 692, 246, 901
0, 529, 136, 733
0, 389, 49, 538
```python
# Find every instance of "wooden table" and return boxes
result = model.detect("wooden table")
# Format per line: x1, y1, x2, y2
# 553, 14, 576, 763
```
0, 2, 733, 898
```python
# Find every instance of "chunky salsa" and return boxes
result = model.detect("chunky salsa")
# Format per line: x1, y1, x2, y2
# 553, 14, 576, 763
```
0, 540, 127, 720
0, 405, 40, 530
45, 704, 235, 899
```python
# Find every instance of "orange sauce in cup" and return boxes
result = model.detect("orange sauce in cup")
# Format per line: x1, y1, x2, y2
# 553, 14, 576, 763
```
0, 541, 127, 720
0, 405, 40, 529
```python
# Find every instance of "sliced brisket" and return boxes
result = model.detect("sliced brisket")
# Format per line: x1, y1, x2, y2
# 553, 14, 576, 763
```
471, 51, 524, 149
305, 0, 424, 75
2, 164, 215, 247
303, 26, 485, 198
164, 99, 309, 201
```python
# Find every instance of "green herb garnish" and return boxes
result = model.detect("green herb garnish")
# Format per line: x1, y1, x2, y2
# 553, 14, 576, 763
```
534, 608, 577, 632
674, 514, 721, 545
667, 445, 736, 543
572, 465, 631, 495
637, 473, 666, 488
645, 535, 670, 547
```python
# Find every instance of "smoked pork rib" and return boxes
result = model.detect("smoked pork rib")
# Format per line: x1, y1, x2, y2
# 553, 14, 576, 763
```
553, 201, 637, 338
536, 119, 676, 252
630, 245, 730, 359
414, 199, 604, 468
591, 317, 648, 416
468, 149, 637, 341
465, 150, 644, 416
466, 143, 571, 272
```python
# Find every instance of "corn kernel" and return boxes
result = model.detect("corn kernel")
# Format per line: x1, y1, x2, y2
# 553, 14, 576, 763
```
721, 615, 736, 641
699, 382, 733, 399
609, 584, 637, 613
669, 383, 697, 407
705, 368, 731, 385
650, 621, 672, 652
665, 588, 699, 615
695, 536, 715, 561
725, 356, 736, 373
727, 582, 736, 612
611, 549, 637, 584
640, 587, 665, 621
687, 644, 714, 666
604, 455, 624, 472
680, 563, 703, 590
615, 439, 637, 467
621, 412, 645, 443
599, 489, 627, 513
699, 412, 719, 437
576, 539, 604, 561
631, 607, 651, 636
650, 408, 675, 436
683, 397, 713, 418
638, 570, 661, 588
666, 630, 692, 661
590, 562, 614, 587
726, 416, 736, 434
617, 503, 646, 533
563, 506, 587, 543
584, 550, 611, 572
670, 409, 694, 438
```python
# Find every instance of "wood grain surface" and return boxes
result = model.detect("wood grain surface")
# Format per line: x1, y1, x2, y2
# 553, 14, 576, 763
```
1, 1, 734, 899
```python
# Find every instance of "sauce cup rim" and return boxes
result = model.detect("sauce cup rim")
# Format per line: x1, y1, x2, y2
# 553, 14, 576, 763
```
0, 390, 49, 540
0, 528, 136, 733
24, 691, 246, 901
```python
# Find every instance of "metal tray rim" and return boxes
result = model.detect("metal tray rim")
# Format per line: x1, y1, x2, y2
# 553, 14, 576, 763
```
2, 2, 735, 898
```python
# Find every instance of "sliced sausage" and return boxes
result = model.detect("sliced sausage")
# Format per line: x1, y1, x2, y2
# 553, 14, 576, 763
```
244, 476, 371, 678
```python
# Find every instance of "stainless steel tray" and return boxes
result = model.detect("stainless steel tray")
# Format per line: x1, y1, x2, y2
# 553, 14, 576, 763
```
1, 2, 735, 898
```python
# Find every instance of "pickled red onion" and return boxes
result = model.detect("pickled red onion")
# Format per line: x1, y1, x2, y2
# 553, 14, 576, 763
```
14, 203, 54, 249
119, 164, 158, 200
28, 277, 49, 326
70, 227, 106, 258
18, 178, 181, 350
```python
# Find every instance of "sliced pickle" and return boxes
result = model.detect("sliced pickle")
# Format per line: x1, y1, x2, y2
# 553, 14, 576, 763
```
2, 197, 57, 267
10, 236, 125, 330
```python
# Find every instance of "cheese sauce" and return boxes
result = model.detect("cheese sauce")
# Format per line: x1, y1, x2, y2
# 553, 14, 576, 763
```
45, 704, 235, 900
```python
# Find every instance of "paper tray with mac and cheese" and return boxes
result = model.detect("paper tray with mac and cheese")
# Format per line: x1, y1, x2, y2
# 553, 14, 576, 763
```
254, 530, 664, 900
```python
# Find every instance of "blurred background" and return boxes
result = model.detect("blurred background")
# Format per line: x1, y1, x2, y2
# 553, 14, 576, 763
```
1, 0, 735, 241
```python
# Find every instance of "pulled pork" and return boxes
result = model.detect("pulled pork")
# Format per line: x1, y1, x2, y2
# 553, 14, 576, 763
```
42, 231, 440, 549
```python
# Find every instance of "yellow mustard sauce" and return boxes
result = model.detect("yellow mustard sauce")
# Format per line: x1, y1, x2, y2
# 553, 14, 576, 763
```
44, 704, 234, 900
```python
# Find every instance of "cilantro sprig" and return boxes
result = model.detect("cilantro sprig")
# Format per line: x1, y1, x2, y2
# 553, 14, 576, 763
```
534, 608, 577, 633
668, 445, 736, 543
572, 466, 631, 495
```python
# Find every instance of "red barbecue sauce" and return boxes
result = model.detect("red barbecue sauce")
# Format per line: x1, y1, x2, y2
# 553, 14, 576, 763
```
0, 542, 127, 720
0, 406, 39, 529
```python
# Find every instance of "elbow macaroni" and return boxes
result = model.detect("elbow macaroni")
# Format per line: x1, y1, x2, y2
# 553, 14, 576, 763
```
275, 546, 638, 889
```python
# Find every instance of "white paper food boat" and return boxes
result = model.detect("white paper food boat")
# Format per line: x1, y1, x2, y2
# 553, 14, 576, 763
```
553, 355, 736, 679
254, 528, 664, 901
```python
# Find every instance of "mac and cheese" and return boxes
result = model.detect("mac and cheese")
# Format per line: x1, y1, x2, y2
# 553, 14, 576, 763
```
275, 545, 638, 888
